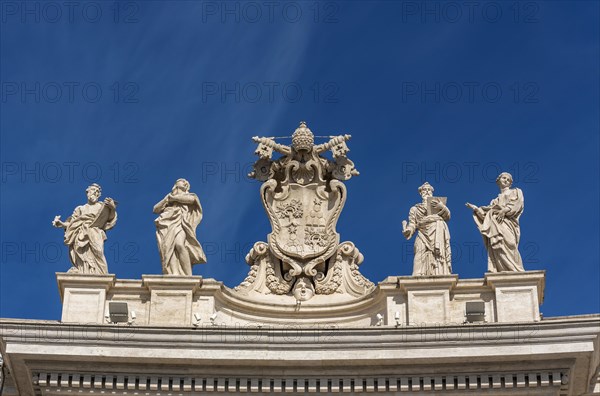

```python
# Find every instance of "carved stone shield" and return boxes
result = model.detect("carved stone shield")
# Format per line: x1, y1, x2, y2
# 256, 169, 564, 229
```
261, 180, 346, 275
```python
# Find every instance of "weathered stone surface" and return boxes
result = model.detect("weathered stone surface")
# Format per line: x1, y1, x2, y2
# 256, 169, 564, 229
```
1, 315, 599, 395
57, 273, 115, 323
56, 271, 546, 327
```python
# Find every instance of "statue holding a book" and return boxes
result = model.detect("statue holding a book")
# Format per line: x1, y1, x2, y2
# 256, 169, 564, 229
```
402, 182, 452, 276
52, 183, 118, 275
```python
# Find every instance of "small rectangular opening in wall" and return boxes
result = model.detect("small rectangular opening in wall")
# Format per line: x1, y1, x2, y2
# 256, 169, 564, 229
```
146, 377, 151, 390
269, 379, 274, 392
328, 379, 332, 392
441, 377, 447, 390
536, 374, 541, 386
408, 377, 413, 391
465, 301, 486, 322
236, 378, 240, 392
350, 379, 355, 392
135, 377, 141, 390
293, 379, 298, 392
477, 376, 482, 388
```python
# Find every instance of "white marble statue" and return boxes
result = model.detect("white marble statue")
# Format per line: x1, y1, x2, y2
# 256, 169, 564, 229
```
52, 184, 117, 275
466, 172, 525, 272
153, 178, 206, 275
402, 182, 452, 276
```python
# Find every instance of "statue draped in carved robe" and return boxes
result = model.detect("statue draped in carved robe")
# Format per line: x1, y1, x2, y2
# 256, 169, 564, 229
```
467, 172, 524, 272
154, 179, 206, 275
402, 182, 452, 276
52, 184, 117, 275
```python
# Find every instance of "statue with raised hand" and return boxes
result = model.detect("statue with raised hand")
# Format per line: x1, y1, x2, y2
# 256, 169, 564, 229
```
402, 182, 452, 276
466, 172, 525, 272
52, 184, 117, 274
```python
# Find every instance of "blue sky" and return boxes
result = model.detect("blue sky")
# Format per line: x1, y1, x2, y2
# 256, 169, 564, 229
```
1, 1, 598, 321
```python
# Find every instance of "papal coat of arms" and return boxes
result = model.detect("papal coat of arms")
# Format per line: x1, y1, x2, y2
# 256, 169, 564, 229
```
236, 122, 374, 300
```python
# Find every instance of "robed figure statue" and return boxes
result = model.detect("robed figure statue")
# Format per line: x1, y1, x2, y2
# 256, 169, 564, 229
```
52, 183, 117, 275
402, 182, 452, 276
154, 178, 206, 275
466, 172, 525, 273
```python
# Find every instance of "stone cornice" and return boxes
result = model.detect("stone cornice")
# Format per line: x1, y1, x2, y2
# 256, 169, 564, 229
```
1, 315, 598, 349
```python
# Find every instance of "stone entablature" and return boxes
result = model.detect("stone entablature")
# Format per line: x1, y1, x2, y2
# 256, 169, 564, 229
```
1, 315, 598, 395
56, 271, 544, 327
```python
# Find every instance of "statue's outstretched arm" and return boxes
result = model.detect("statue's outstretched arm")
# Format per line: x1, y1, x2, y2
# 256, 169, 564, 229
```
52, 215, 68, 229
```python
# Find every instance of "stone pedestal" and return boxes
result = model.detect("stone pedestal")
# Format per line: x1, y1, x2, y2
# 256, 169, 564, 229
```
398, 275, 458, 325
485, 270, 545, 322
55, 272, 546, 327
379, 276, 406, 326
57, 273, 115, 324
142, 275, 203, 326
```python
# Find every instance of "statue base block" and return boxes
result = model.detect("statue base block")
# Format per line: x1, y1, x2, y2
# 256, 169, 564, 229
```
398, 275, 458, 325
57, 273, 115, 323
142, 275, 203, 326
485, 270, 545, 322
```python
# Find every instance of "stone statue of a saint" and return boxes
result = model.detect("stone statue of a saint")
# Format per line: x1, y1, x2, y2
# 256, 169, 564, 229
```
52, 183, 117, 275
466, 172, 525, 272
402, 182, 452, 276
153, 178, 206, 275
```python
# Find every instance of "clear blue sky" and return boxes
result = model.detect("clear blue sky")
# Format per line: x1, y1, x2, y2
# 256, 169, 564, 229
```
1, 1, 598, 320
